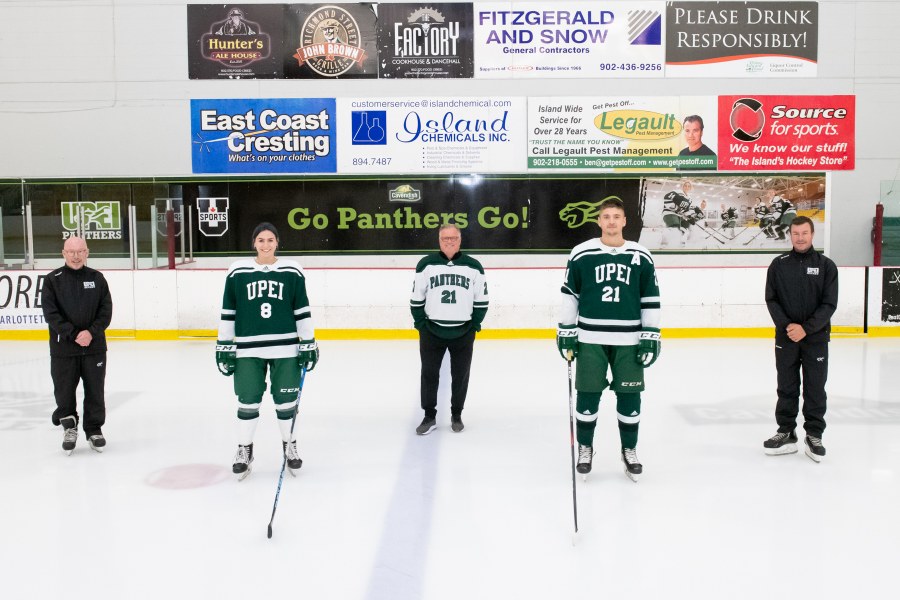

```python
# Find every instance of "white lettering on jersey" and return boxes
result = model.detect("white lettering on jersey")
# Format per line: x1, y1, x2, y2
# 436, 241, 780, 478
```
594, 264, 631, 285
246, 280, 285, 300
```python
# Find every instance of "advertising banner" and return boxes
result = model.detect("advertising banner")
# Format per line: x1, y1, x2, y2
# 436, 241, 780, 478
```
190, 98, 337, 174
527, 96, 718, 171
0, 273, 45, 331
473, 1, 664, 78
338, 97, 527, 173
717, 95, 854, 171
883, 268, 900, 324
176, 177, 643, 254
187, 4, 284, 79
638, 174, 826, 252
376, 3, 474, 78
666, 1, 817, 78
283, 3, 378, 78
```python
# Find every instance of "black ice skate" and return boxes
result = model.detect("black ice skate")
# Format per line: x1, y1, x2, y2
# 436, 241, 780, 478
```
88, 433, 106, 453
576, 444, 594, 477
804, 435, 826, 463
61, 416, 78, 456
283, 440, 303, 475
232, 443, 254, 480
763, 430, 798, 455
622, 448, 643, 482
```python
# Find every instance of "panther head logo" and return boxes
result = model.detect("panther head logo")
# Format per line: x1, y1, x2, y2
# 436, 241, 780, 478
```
558, 196, 622, 228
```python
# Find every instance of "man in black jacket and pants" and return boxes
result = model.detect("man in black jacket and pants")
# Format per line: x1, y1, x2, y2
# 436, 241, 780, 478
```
763, 216, 838, 462
41, 236, 113, 455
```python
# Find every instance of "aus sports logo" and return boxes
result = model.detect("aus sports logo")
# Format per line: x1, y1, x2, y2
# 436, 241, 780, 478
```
197, 197, 230, 237
60, 201, 122, 240
559, 196, 623, 228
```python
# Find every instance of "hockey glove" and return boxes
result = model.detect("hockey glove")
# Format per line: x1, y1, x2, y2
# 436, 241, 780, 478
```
298, 339, 319, 372
556, 325, 578, 361
215, 343, 236, 376
637, 330, 661, 367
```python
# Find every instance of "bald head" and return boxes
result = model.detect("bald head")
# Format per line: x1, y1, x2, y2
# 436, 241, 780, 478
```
63, 236, 89, 269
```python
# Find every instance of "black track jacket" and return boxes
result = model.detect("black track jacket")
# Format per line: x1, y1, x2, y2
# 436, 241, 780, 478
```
765, 248, 838, 344
41, 265, 113, 357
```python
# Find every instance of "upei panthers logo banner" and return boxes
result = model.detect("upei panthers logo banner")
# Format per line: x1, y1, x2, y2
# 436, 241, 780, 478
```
197, 197, 230, 237
60, 201, 123, 240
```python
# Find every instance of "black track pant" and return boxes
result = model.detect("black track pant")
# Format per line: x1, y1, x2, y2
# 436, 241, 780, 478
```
774, 340, 828, 438
419, 328, 475, 419
50, 353, 107, 436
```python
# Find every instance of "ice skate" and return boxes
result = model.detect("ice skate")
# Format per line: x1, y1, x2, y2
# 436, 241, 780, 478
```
232, 443, 254, 480
763, 430, 798, 455
88, 433, 106, 453
622, 448, 642, 482
283, 440, 303, 476
576, 444, 594, 479
804, 435, 826, 463
61, 416, 78, 456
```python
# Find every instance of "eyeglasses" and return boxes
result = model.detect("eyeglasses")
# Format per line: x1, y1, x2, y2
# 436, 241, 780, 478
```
440, 236, 460, 242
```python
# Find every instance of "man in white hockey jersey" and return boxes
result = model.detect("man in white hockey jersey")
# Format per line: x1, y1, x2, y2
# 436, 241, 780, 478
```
410, 224, 489, 435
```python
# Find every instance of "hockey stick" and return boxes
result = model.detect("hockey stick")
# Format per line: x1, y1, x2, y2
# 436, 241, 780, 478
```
566, 358, 579, 540
742, 227, 771, 246
267, 366, 307, 540
694, 223, 727, 245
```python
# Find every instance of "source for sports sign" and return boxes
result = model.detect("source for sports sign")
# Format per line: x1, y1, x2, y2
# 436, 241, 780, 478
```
473, 1, 664, 78
338, 97, 527, 173
666, 1, 818, 78
190, 98, 337, 174
717, 95, 854, 171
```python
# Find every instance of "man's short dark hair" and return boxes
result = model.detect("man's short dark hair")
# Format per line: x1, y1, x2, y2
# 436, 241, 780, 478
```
599, 197, 625, 212
790, 215, 814, 233
683, 115, 704, 130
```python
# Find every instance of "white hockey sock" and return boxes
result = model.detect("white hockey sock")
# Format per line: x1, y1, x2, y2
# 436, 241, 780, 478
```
277, 418, 296, 443
238, 417, 259, 446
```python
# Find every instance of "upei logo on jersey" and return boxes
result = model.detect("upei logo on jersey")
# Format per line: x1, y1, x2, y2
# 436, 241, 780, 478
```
627, 10, 662, 45
60, 202, 122, 240
351, 110, 386, 145
559, 197, 622, 228
200, 7, 272, 67
730, 98, 765, 142
292, 6, 366, 77
154, 198, 183, 238
197, 197, 230, 237
389, 185, 422, 203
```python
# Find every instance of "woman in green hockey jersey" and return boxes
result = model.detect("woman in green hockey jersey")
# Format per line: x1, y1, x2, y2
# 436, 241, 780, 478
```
556, 198, 661, 482
215, 222, 319, 480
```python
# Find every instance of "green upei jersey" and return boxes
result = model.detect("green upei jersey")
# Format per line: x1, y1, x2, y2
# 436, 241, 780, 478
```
560, 239, 661, 346
410, 251, 488, 339
217, 258, 314, 359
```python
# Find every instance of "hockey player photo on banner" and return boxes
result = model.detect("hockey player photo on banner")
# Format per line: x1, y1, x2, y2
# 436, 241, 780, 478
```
188, 4, 284, 79
283, 3, 378, 79
638, 174, 827, 252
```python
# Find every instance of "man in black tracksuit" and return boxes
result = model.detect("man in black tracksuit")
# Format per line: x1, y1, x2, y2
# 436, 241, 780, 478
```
41, 236, 113, 455
763, 216, 838, 462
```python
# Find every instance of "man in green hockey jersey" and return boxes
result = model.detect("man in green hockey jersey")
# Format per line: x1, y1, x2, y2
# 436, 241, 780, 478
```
216, 222, 319, 480
410, 223, 489, 435
557, 198, 661, 482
